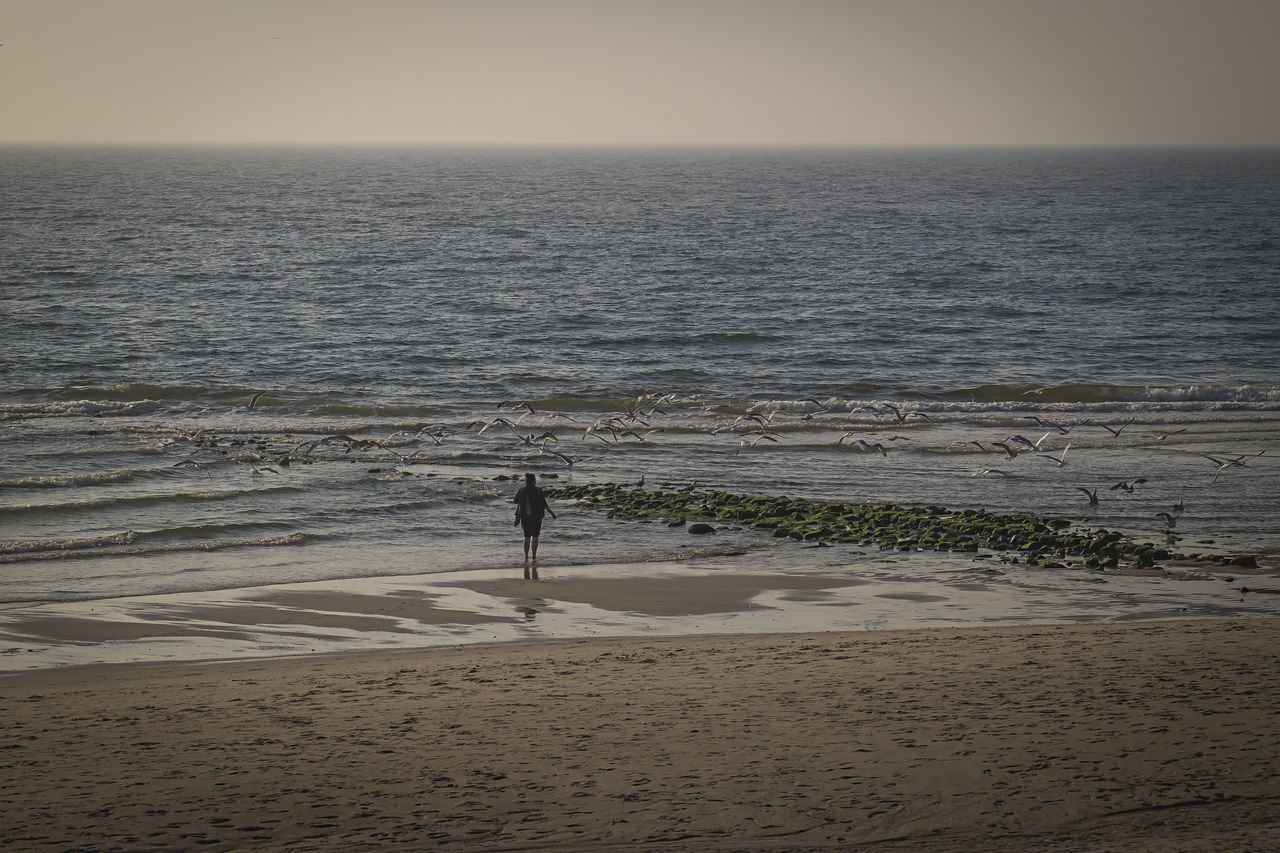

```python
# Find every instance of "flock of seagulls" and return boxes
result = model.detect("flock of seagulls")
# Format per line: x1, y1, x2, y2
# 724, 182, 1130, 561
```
165, 391, 1271, 539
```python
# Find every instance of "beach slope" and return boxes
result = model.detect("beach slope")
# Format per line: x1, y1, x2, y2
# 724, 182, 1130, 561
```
3, 618, 1278, 851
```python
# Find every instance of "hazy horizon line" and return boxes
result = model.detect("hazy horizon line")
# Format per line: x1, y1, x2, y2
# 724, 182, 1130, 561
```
4, 140, 1278, 153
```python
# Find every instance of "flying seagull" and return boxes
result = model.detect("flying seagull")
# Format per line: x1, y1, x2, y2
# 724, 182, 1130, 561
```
1039, 443, 1071, 468
1096, 417, 1136, 437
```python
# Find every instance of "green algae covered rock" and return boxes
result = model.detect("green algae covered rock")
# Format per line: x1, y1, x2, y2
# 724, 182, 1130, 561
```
541, 483, 1257, 568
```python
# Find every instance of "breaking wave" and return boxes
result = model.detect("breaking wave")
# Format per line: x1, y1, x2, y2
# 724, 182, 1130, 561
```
0, 470, 138, 489
0, 531, 313, 564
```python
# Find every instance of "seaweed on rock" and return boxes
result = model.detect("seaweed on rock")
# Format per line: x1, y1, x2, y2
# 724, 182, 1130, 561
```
543, 482, 1257, 571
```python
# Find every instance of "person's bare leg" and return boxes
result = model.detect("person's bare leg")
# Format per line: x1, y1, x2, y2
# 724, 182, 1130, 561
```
530, 535, 539, 561
523, 535, 531, 560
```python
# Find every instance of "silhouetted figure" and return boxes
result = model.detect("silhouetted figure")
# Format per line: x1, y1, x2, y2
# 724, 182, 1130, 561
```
514, 472, 557, 576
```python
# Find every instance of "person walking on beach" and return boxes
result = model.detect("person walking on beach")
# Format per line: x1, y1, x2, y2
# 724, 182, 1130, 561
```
514, 472, 556, 571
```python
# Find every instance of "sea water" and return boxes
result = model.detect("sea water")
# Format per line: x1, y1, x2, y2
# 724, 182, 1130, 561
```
2, 146, 1278, 651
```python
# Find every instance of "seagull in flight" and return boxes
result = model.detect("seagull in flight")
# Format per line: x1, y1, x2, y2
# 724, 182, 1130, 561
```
879, 403, 932, 424
1110, 478, 1147, 493
318, 434, 386, 453
538, 447, 577, 467
839, 437, 887, 456
733, 411, 775, 430
1039, 443, 1071, 468
477, 417, 521, 436
413, 425, 451, 445
1075, 486, 1099, 505
172, 459, 213, 478
1002, 434, 1043, 451
1095, 417, 1135, 437
1023, 415, 1070, 435
736, 434, 779, 455
515, 432, 559, 452
1201, 451, 1265, 482
800, 398, 832, 420
992, 442, 1022, 460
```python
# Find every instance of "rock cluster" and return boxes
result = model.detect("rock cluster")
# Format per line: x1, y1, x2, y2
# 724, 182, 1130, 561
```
544, 483, 1258, 571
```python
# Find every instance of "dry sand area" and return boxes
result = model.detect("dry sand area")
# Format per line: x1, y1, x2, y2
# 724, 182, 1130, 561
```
2, 618, 1279, 852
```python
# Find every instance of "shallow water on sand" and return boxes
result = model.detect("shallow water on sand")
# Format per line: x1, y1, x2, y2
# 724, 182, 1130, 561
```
3, 546, 1279, 673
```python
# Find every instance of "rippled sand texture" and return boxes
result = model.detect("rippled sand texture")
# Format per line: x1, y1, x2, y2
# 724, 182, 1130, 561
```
3, 618, 1277, 851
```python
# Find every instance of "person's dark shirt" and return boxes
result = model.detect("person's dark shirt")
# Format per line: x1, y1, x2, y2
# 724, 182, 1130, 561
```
514, 486, 547, 518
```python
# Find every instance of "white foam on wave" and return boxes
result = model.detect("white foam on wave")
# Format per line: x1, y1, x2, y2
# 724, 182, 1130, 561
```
1132, 385, 1280, 404
0, 531, 310, 564
0, 399, 161, 419
0, 470, 137, 489
0, 530, 137, 556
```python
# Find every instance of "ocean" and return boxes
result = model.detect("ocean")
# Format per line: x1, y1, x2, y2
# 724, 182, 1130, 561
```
2, 146, 1278, 667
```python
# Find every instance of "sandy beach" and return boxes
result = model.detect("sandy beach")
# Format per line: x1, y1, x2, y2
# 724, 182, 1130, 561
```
3, 613, 1278, 852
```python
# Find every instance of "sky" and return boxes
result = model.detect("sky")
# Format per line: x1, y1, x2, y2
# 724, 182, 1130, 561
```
2, 0, 1278, 147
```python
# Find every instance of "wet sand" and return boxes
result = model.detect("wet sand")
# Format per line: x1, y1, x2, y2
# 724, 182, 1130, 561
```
3, 617, 1278, 851
5, 558, 1277, 674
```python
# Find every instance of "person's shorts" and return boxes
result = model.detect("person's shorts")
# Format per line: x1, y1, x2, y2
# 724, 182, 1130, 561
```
520, 516, 543, 537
